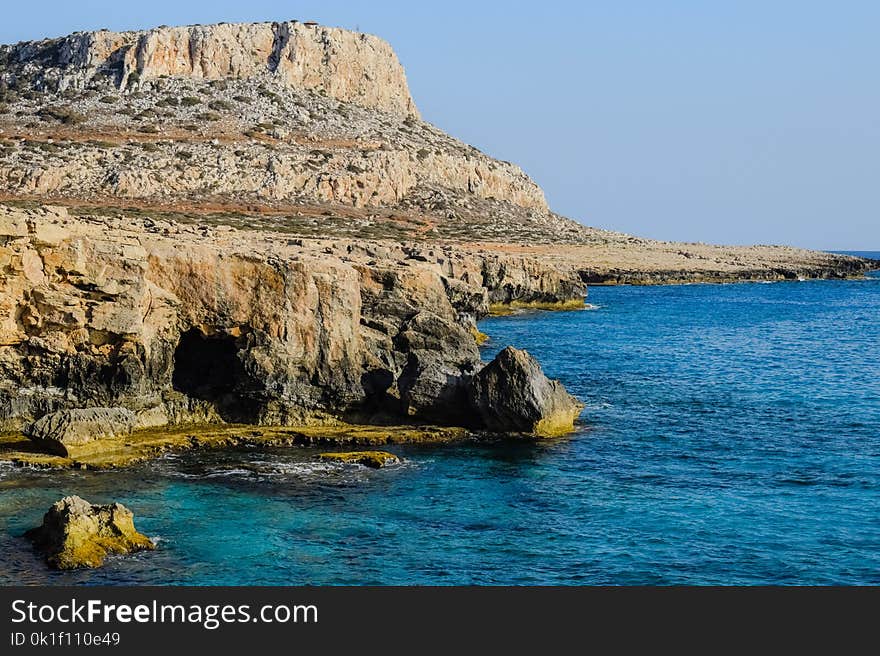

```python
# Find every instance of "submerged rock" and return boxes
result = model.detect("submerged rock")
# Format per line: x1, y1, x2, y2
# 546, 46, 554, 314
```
25, 496, 155, 570
317, 451, 401, 468
22, 408, 137, 457
468, 347, 584, 437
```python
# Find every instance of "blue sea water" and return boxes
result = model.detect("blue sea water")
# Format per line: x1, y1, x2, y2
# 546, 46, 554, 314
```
2, 262, 879, 585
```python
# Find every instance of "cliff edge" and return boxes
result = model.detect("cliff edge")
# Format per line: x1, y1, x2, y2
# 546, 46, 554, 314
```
0, 204, 586, 444
0, 21, 418, 117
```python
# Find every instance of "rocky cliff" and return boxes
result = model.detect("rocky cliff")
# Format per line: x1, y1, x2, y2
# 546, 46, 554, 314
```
0, 20, 548, 226
0, 204, 585, 435
0, 21, 418, 116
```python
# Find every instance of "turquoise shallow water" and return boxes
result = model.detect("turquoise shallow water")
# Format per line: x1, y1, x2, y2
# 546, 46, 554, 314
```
2, 264, 879, 585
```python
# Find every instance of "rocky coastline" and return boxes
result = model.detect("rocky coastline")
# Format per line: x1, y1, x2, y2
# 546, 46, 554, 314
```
1, 18, 876, 570
0, 204, 587, 469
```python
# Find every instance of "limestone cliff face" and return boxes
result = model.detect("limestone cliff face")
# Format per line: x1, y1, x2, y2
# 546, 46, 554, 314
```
0, 20, 551, 221
0, 21, 419, 117
0, 205, 585, 431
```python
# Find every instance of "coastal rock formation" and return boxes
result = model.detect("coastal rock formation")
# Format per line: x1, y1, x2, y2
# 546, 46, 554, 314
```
0, 20, 875, 267
0, 21, 418, 116
317, 451, 400, 468
0, 205, 584, 434
469, 347, 585, 436
25, 495, 154, 569
22, 407, 136, 456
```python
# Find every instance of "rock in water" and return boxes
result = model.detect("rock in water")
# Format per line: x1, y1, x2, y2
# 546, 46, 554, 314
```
22, 408, 137, 457
317, 451, 400, 468
25, 496, 155, 569
468, 347, 584, 436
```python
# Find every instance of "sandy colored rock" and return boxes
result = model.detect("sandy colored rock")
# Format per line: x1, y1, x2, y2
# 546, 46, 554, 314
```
0, 206, 586, 434
469, 347, 584, 437
0, 20, 550, 220
25, 495, 154, 569
317, 450, 400, 468
22, 407, 136, 457
1, 21, 418, 116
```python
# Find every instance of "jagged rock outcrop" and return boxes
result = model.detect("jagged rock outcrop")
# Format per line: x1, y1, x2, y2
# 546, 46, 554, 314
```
25, 495, 154, 569
0, 21, 418, 116
0, 204, 585, 433
23, 407, 136, 456
469, 346, 585, 436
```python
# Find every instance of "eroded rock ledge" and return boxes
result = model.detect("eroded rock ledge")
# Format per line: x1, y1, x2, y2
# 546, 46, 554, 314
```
0, 204, 585, 442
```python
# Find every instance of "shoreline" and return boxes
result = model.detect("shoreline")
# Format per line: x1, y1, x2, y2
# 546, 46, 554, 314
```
0, 422, 479, 470
6, 269, 875, 472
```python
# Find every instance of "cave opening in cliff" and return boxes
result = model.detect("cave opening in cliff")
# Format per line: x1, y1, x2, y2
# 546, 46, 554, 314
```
172, 328, 246, 402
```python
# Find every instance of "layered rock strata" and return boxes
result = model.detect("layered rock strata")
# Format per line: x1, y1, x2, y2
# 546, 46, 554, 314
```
0, 19, 874, 455
0, 204, 585, 436
22, 407, 136, 456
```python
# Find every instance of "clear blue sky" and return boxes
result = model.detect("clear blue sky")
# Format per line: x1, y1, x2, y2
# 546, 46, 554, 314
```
3, 1, 878, 249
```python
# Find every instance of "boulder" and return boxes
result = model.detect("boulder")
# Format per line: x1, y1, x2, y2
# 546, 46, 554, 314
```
317, 451, 400, 468
468, 346, 584, 436
22, 408, 137, 457
395, 311, 480, 424
25, 496, 155, 569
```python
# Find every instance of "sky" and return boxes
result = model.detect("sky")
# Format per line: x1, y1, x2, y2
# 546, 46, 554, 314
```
1, 1, 877, 249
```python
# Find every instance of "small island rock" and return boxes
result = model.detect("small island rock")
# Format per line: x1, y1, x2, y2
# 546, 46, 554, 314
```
25, 496, 155, 569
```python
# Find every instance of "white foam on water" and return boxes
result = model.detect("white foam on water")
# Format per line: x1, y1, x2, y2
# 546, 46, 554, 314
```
150, 448, 415, 484
0, 461, 46, 475
261, 461, 339, 476
203, 467, 257, 479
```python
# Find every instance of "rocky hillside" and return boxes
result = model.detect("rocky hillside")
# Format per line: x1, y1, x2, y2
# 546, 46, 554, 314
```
0, 20, 874, 269
0, 20, 562, 244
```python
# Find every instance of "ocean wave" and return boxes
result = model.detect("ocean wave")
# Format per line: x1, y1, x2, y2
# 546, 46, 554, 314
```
0, 460, 48, 477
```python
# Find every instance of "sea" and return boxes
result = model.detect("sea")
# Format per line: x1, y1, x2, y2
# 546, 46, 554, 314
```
1, 253, 878, 585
